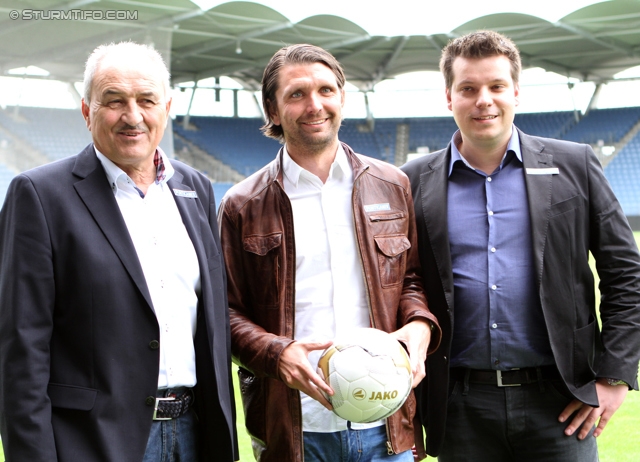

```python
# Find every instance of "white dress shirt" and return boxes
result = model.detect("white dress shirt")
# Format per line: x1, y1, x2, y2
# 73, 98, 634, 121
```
282, 144, 383, 432
96, 147, 201, 389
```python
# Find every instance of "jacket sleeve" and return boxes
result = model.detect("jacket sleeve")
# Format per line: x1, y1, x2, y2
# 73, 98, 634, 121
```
0, 175, 58, 461
586, 148, 640, 389
217, 197, 294, 379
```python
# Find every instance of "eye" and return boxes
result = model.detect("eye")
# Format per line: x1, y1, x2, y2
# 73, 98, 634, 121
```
291, 91, 302, 98
105, 99, 123, 109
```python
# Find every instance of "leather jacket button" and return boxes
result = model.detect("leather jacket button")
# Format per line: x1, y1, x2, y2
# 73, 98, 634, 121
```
149, 340, 160, 350
145, 396, 156, 406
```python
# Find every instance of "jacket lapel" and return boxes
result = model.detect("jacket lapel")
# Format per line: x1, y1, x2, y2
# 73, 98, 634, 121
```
519, 130, 554, 285
419, 148, 455, 311
167, 171, 206, 268
72, 145, 154, 310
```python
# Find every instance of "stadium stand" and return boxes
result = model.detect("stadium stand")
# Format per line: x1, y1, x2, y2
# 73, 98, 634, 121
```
562, 107, 640, 145
604, 133, 640, 216
2, 106, 640, 217
173, 116, 281, 177
0, 162, 18, 206
0, 107, 92, 161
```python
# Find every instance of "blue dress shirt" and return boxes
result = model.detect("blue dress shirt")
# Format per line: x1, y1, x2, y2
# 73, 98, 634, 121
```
447, 128, 555, 370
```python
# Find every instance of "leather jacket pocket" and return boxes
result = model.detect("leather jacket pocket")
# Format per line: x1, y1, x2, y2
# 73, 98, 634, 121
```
374, 235, 411, 287
243, 233, 282, 309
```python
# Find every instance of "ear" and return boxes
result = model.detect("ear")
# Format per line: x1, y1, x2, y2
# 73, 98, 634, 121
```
164, 97, 172, 127
514, 82, 520, 107
340, 88, 345, 107
81, 98, 91, 130
446, 88, 453, 112
267, 100, 280, 126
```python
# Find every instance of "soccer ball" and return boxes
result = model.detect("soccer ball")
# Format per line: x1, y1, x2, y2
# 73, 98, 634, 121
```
316, 328, 412, 423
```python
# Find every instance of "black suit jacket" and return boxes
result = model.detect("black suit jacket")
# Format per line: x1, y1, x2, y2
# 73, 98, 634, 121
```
0, 145, 237, 462
401, 128, 640, 456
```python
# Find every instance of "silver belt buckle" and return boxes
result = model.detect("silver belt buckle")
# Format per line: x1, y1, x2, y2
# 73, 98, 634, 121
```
153, 395, 176, 420
497, 369, 521, 387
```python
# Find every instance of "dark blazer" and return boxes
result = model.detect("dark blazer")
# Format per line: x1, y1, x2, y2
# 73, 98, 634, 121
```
401, 128, 640, 456
0, 144, 237, 462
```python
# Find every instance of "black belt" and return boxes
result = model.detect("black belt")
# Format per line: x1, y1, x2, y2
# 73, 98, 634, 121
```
153, 388, 194, 421
450, 366, 560, 387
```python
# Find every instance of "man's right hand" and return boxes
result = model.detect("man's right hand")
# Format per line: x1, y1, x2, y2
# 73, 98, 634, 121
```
278, 340, 334, 410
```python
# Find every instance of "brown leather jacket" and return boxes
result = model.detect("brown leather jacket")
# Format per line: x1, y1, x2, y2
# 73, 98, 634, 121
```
218, 143, 441, 461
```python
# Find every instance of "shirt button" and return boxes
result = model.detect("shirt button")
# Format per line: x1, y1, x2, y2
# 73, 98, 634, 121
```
488, 211, 494, 216
487, 177, 492, 182
491, 284, 497, 290
149, 340, 160, 350
491, 247, 496, 252
492, 323, 498, 328
494, 360, 500, 366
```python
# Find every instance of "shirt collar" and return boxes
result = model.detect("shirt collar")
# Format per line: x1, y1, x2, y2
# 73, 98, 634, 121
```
282, 143, 349, 187
95, 146, 175, 193
448, 125, 522, 177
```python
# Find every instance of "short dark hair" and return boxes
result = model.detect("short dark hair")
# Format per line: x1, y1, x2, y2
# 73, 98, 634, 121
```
260, 44, 346, 141
440, 30, 521, 90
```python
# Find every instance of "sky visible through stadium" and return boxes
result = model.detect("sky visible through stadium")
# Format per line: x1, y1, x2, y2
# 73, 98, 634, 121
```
0, 0, 639, 119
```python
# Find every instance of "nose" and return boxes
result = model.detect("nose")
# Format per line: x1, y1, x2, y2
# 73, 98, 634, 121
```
476, 87, 493, 108
306, 92, 323, 113
121, 99, 144, 126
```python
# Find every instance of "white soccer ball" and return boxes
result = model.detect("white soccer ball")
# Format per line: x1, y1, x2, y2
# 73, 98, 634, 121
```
316, 328, 413, 423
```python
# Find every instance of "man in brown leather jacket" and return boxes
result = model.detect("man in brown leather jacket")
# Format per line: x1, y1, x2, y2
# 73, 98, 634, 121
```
218, 44, 441, 462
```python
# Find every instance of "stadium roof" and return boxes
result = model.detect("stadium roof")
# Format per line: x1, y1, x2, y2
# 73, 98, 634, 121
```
1, 0, 640, 92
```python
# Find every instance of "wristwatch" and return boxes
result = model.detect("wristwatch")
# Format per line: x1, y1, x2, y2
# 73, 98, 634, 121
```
605, 378, 627, 386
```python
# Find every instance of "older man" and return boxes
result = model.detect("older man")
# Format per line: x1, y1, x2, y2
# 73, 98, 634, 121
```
218, 44, 441, 462
0, 42, 237, 462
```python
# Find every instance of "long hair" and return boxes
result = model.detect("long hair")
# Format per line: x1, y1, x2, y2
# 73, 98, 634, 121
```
260, 44, 345, 141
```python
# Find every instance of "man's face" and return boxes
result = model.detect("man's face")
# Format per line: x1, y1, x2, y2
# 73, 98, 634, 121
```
446, 55, 519, 153
81, 56, 171, 172
269, 62, 344, 156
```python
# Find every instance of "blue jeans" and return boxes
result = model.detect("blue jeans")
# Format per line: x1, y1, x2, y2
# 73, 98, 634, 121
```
439, 377, 599, 462
303, 424, 413, 462
142, 395, 199, 462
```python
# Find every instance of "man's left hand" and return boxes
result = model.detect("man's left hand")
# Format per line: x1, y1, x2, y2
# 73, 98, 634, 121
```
389, 320, 431, 388
558, 378, 628, 439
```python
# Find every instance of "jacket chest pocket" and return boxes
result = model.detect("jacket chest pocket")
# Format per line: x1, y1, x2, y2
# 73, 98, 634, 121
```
374, 235, 411, 288
243, 233, 282, 309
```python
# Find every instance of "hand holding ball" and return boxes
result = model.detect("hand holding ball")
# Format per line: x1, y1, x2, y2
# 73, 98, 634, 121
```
316, 328, 412, 423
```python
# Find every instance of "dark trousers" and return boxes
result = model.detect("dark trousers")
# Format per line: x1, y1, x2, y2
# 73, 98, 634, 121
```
439, 374, 599, 462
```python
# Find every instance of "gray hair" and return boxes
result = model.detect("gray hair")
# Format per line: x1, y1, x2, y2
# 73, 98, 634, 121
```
83, 41, 171, 103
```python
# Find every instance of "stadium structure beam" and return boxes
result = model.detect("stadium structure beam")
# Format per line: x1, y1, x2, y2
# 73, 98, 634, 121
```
554, 20, 639, 57
585, 82, 603, 115
173, 20, 294, 59
369, 36, 410, 90
322, 34, 373, 53
67, 82, 82, 107
183, 80, 198, 130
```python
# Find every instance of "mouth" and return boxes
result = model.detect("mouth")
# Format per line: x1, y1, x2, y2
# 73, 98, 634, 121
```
473, 115, 497, 121
302, 118, 328, 126
118, 129, 146, 138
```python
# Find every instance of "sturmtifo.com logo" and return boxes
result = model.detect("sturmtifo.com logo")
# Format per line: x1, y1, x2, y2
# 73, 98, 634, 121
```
9, 9, 138, 20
